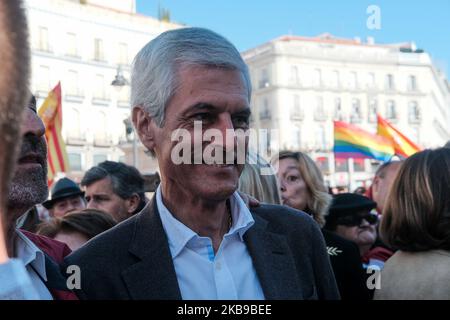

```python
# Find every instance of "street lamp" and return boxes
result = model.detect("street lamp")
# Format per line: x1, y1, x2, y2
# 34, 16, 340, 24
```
111, 66, 138, 169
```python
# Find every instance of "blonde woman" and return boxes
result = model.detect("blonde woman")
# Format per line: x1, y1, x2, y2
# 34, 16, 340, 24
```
272, 151, 370, 300
375, 148, 450, 300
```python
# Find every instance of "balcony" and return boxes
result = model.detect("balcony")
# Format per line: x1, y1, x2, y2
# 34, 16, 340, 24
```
94, 134, 113, 147
66, 132, 87, 146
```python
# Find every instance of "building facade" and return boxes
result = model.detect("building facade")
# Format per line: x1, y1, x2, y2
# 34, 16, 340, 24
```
242, 33, 450, 189
25, 0, 182, 181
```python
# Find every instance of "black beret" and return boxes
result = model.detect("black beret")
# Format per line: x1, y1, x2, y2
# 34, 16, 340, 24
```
328, 193, 377, 217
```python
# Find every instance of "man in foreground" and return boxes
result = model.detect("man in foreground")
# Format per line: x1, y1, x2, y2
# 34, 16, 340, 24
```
65, 27, 339, 300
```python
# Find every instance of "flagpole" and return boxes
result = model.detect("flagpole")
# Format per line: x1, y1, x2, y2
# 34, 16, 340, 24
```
347, 158, 354, 192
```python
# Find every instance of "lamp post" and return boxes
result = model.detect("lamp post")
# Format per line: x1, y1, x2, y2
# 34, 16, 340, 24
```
111, 66, 138, 168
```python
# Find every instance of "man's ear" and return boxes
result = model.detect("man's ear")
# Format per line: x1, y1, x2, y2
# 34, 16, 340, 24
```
126, 194, 140, 215
132, 105, 156, 153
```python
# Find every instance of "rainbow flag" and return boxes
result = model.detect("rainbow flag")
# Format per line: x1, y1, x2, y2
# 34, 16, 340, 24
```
377, 114, 421, 158
38, 82, 70, 186
334, 121, 395, 161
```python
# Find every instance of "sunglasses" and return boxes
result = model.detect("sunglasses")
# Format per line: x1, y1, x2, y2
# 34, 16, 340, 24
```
336, 212, 378, 227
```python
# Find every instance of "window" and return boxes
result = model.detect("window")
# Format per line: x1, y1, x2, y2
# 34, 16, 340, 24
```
386, 100, 397, 120
350, 98, 362, 123
290, 95, 302, 120
94, 74, 106, 99
93, 154, 107, 166
316, 156, 329, 173
408, 101, 420, 123
68, 153, 82, 171
118, 43, 128, 65
353, 158, 365, 172
94, 38, 104, 61
334, 97, 344, 121
335, 158, 348, 172
290, 66, 299, 85
368, 99, 377, 122
312, 69, 321, 87
315, 125, 326, 150
67, 70, 79, 96
291, 126, 301, 149
407, 75, 417, 91
259, 98, 270, 119
348, 72, 357, 89
314, 96, 326, 120
367, 73, 375, 88
67, 108, 81, 139
258, 68, 270, 88
330, 71, 339, 88
38, 27, 49, 51
37, 66, 50, 91
386, 74, 395, 90
66, 33, 77, 57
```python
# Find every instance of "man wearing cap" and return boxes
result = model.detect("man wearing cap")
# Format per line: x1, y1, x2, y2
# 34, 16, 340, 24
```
324, 193, 393, 269
43, 178, 86, 218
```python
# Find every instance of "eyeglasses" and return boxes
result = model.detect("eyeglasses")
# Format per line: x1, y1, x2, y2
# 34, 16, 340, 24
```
336, 212, 378, 227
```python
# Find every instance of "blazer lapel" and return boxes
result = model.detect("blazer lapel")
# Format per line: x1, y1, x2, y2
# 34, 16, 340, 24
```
121, 198, 182, 300
44, 254, 78, 300
245, 213, 304, 300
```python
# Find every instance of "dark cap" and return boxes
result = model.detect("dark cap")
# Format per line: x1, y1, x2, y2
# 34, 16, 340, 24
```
329, 193, 377, 216
42, 177, 85, 209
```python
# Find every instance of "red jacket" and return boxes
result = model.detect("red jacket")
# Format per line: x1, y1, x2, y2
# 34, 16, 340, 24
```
21, 230, 78, 300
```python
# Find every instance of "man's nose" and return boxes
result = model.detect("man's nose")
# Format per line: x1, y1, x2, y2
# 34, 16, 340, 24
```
279, 180, 287, 193
214, 114, 237, 152
22, 110, 45, 138
86, 200, 97, 209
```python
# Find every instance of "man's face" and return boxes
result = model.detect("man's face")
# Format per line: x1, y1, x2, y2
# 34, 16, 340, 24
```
372, 163, 401, 213
85, 177, 132, 222
145, 66, 250, 202
334, 210, 378, 253
50, 195, 85, 218
8, 98, 48, 216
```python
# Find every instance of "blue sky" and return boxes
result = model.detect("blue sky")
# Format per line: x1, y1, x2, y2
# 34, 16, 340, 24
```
136, 0, 450, 77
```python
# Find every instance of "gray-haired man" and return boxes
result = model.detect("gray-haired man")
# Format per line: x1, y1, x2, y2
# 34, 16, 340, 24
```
65, 27, 339, 300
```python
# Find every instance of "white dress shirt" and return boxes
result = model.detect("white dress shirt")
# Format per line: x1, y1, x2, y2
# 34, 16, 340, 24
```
156, 186, 265, 300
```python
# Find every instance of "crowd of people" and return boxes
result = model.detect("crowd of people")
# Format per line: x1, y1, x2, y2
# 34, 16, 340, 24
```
1, 1, 449, 300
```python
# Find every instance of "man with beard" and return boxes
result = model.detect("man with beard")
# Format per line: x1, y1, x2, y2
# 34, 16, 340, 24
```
65, 27, 339, 300
1, 95, 77, 300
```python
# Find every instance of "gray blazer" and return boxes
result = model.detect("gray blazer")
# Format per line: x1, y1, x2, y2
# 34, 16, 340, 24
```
64, 197, 340, 300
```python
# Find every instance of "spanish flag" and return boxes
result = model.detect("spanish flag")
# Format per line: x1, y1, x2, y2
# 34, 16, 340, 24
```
377, 114, 421, 158
38, 82, 70, 186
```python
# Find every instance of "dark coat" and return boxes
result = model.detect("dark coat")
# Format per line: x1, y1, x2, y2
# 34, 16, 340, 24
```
322, 230, 371, 300
64, 197, 340, 300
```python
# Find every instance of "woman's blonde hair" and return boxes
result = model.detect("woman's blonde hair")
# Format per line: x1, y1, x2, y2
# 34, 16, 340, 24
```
239, 151, 282, 205
380, 148, 450, 251
272, 151, 331, 227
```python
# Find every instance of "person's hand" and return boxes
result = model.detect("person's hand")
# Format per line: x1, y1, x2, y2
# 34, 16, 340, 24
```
0, 216, 9, 264
238, 192, 260, 208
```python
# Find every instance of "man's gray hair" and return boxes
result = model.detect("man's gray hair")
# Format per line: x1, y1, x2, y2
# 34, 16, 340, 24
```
131, 27, 251, 127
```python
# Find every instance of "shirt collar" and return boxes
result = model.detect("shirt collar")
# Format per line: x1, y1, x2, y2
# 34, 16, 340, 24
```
15, 229, 48, 282
156, 186, 255, 259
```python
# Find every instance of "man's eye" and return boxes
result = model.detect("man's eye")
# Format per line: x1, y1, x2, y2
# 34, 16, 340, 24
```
232, 116, 249, 128
287, 176, 298, 182
193, 113, 212, 122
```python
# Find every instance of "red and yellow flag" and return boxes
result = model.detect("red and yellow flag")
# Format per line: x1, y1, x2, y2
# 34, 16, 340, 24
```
38, 82, 70, 186
377, 114, 421, 158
